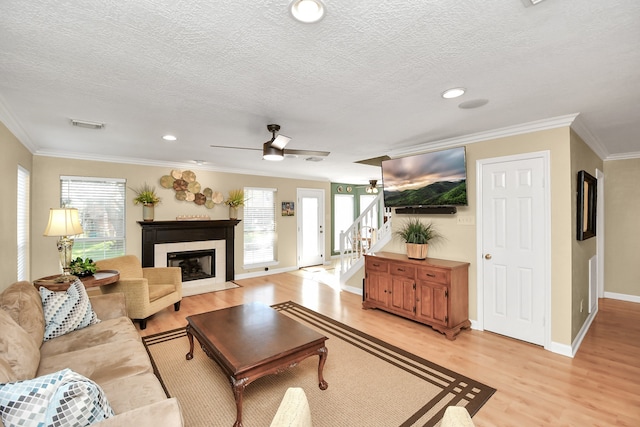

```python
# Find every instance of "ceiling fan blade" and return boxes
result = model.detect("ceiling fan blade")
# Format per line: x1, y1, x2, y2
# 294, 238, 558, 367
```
283, 148, 330, 157
271, 134, 291, 150
210, 145, 261, 151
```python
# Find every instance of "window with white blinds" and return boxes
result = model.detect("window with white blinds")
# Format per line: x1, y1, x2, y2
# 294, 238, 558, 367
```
243, 187, 277, 267
60, 176, 126, 261
17, 166, 30, 281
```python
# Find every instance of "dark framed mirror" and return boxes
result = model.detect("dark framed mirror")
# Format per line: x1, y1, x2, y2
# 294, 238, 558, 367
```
577, 170, 597, 241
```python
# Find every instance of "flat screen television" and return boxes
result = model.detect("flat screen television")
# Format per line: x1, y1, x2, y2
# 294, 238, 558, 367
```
381, 147, 468, 207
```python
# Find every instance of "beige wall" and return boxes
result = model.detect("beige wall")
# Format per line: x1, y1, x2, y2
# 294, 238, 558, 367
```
0, 122, 33, 289
604, 158, 640, 297
569, 130, 602, 340
382, 127, 576, 345
30, 156, 330, 281
5, 119, 635, 347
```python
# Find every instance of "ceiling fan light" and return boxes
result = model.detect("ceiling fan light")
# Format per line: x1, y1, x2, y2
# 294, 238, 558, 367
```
271, 134, 291, 150
263, 142, 284, 161
290, 0, 325, 23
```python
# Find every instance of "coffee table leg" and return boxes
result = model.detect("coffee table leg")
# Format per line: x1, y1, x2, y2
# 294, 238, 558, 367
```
317, 346, 329, 390
231, 377, 248, 427
185, 326, 195, 360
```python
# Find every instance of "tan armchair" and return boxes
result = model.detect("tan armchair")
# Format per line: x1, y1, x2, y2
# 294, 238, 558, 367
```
95, 255, 182, 330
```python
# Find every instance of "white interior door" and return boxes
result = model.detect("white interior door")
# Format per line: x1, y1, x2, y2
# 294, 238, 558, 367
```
480, 153, 548, 346
297, 188, 325, 267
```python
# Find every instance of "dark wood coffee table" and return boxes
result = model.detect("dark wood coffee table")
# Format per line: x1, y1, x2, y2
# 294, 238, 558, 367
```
185, 302, 328, 427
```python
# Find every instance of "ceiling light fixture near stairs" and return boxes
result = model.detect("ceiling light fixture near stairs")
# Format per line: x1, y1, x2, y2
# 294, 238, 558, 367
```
290, 0, 325, 23
366, 179, 379, 194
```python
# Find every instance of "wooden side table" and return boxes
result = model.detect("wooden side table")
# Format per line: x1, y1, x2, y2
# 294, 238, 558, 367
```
33, 270, 120, 292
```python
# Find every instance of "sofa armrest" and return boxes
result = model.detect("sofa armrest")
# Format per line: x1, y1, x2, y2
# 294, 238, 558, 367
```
270, 387, 312, 427
143, 267, 182, 293
94, 398, 183, 427
89, 293, 127, 320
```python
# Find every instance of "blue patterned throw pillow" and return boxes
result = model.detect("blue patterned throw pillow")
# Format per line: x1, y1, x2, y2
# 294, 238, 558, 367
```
40, 280, 100, 341
0, 368, 115, 427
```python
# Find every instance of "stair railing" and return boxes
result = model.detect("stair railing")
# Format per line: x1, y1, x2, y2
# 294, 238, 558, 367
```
339, 192, 391, 274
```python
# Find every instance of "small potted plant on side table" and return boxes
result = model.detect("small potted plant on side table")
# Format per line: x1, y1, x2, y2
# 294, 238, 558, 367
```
69, 257, 97, 277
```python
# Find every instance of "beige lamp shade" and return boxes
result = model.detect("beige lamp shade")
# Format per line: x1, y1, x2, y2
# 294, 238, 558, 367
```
43, 208, 84, 237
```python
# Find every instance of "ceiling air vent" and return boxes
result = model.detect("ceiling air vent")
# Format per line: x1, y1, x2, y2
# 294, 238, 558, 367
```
70, 119, 105, 129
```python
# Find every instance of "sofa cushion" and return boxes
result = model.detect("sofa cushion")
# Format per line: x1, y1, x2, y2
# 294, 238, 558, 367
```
0, 281, 45, 346
0, 310, 40, 381
40, 280, 100, 341
37, 339, 153, 385
40, 316, 141, 359
148, 285, 176, 302
0, 368, 114, 427
100, 372, 168, 414
0, 359, 17, 384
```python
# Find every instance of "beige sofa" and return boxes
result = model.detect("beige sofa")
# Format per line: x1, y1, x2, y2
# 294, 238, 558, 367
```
0, 281, 183, 427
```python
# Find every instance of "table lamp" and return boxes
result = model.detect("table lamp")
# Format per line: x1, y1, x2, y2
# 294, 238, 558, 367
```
43, 208, 84, 282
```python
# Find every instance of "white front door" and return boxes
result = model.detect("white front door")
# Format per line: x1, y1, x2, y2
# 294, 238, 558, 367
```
479, 153, 549, 346
297, 189, 325, 267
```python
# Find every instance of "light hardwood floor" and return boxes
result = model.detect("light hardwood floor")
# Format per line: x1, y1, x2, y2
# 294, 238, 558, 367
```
138, 271, 640, 426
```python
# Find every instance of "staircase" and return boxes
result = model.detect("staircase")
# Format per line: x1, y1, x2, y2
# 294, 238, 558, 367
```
338, 192, 392, 286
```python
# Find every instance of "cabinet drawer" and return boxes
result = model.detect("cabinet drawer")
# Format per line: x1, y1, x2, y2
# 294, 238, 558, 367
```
366, 258, 388, 273
417, 267, 450, 284
390, 264, 415, 278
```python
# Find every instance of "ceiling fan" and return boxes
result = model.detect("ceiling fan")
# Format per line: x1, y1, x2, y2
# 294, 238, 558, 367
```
210, 124, 330, 161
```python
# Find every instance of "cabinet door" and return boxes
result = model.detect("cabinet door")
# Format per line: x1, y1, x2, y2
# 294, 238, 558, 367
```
416, 281, 448, 326
365, 271, 389, 306
390, 277, 415, 316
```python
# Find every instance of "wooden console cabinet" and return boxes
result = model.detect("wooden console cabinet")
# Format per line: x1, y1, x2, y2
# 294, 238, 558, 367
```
363, 252, 470, 340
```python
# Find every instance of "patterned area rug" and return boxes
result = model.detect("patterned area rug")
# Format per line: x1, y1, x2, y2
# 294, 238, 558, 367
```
143, 301, 495, 427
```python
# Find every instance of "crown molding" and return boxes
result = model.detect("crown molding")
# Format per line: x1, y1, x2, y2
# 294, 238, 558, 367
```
389, 114, 580, 158
570, 115, 609, 160
604, 151, 640, 161
33, 150, 328, 182
0, 94, 37, 153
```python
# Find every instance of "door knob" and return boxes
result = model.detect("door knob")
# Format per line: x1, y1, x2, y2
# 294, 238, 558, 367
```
485, 254, 492, 260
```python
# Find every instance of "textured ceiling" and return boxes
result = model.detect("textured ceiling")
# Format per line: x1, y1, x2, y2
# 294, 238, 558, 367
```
1, 0, 639, 184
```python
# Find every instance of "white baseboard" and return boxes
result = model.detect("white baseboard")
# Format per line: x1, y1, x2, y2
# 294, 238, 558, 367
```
342, 284, 362, 295
235, 266, 298, 280
547, 341, 573, 358
604, 292, 640, 303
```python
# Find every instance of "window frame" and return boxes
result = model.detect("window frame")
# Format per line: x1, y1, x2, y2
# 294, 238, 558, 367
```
59, 175, 127, 261
242, 187, 278, 269
17, 166, 30, 281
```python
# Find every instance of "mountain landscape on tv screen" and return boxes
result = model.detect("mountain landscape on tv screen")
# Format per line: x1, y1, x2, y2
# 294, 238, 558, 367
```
384, 180, 467, 207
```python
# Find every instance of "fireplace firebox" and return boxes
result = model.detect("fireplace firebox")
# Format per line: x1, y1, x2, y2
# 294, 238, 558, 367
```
167, 249, 215, 282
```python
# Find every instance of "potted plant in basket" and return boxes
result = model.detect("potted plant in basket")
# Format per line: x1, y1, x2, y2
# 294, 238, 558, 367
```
224, 189, 245, 220
131, 183, 161, 221
394, 218, 442, 260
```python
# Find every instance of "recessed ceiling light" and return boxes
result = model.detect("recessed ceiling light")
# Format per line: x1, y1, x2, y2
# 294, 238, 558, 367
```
441, 88, 466, 99
290, 0, 325, 23
162, 135, 177, 141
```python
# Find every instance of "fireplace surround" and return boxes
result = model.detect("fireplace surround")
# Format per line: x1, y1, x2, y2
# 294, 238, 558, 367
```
138, 220, 240, 282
